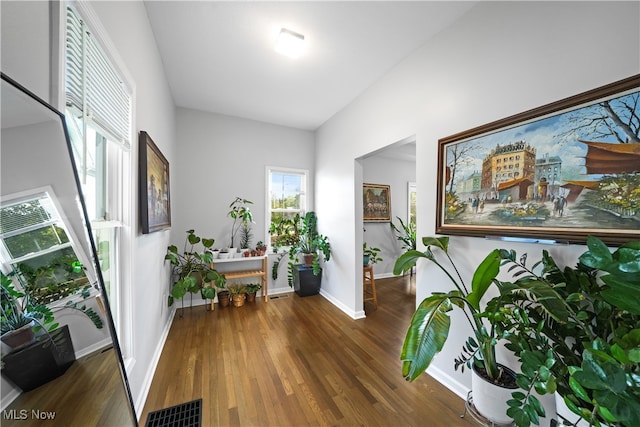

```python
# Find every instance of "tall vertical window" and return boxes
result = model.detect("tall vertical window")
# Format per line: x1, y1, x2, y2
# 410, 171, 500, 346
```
64, 5, 132, 334
267, 168, 308, 247
408, 182, 416, 225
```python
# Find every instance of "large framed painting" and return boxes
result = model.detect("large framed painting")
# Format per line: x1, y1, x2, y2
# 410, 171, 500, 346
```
139, 131, 171, 234
436, 74, 640, 246
364, 183, 391, 222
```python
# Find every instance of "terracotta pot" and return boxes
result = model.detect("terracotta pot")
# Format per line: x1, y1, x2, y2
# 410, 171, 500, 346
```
303, 253, 315, 266
232, 294, 245, 307
1, 321, 36, 350
246, 292, 257, 303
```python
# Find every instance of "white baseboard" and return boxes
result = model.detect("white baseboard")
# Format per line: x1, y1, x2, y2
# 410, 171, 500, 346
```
426, 364, 469, 401
319, 289, 365, 319
133, 307, 176, 421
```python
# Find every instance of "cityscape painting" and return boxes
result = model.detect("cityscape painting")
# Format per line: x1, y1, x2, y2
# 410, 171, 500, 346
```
436, 75, 640, 245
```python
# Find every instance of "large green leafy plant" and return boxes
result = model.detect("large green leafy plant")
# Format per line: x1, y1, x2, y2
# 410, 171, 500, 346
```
487, 236, 640, 427
1, 271, 103, 338
165, 229, 226, 306
393, 236, 507, 383
287, 212, 330, 287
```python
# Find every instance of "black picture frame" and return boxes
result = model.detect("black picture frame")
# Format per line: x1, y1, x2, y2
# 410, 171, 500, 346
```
139, 131, 171, 234
436, 74, 640, 246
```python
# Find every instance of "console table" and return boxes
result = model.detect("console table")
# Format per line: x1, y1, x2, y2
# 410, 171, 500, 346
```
210, 255, 268, 309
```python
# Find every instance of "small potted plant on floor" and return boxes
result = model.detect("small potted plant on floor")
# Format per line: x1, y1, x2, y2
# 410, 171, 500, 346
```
165, 229, 226, 312
229, 285, 247, 307
245, 283, 261, 302
1, 271, 103, 391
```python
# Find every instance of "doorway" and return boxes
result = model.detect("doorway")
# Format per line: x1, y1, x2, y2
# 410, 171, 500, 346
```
355, 135, 416, 315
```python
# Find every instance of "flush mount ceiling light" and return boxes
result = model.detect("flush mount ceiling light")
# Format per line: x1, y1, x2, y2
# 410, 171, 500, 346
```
275, 28, 305, 59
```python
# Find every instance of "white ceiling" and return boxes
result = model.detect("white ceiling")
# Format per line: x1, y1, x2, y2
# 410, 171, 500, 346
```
144, 1, 476, 132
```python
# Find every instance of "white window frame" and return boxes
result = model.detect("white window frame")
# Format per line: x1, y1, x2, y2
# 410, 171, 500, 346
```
0, 186, 95, 287
266, 166, 309, 248
53, 0, 135, 368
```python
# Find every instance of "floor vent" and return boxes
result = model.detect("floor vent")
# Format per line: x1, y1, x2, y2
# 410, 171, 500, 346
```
145, 399, 202, 427
270, 294, 290, 300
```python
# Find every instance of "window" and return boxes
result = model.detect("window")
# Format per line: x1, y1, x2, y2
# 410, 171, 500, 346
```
0, 190, 91, 304
267, 167, 308, 247
64, 4, 132, 339
408, 182, 416, 225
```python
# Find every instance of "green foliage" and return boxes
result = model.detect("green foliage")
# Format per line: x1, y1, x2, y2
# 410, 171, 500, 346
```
269, 213, 302, 248
165, 229, 226, 306
389, 216, 416, 251
287, 212, 331, 287
363, 242, 383, 265
1, 271, 102, 338
245, 283, 262, 293
487, 236, 640, 427
227, 197, 253, 248
394, 237, 505, 383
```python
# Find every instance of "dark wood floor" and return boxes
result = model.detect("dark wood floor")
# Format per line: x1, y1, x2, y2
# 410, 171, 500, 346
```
141, 275, 477, 426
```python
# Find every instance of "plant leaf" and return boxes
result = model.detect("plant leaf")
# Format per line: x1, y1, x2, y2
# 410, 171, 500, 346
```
401, 294, 452, 381
467, 249, 501, 311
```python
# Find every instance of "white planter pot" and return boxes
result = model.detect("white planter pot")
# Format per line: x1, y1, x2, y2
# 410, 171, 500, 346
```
472, 364, 519, 425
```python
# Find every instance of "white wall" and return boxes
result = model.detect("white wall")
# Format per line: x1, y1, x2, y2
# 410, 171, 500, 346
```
173, 108, 315, 296
315, 1, 640, 397
0, 1, 50, 101
361, 154, 415, 277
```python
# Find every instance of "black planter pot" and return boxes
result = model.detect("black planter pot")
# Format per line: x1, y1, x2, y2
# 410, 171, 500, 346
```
293, 265, 322, 297
1, 325, 76, 391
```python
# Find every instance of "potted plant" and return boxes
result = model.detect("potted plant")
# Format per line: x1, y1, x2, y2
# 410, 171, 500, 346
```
363, 242, 383, 266
164, 229, 226, 311
394, 236, 525, 425
255, 241, 267, 256
227, 197, 253, 252
229, 285, 247, 307
485, 236, 640, 427
287, 212, 331, 295
1, 271, 103, 391
245, 283, 261, 302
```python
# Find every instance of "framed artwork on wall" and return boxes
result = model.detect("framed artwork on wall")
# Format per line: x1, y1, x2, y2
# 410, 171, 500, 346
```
436, 74, 640, 246
364, 183, 391, 222
139, 131, 171, 234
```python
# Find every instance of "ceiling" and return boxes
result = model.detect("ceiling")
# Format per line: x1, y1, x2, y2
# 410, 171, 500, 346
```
144, 1, 477, 132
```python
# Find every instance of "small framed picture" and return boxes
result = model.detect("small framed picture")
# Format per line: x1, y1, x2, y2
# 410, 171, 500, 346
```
363, 183, 391, 222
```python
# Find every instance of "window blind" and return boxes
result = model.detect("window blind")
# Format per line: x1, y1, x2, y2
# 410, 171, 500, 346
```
65, 5, 131, 148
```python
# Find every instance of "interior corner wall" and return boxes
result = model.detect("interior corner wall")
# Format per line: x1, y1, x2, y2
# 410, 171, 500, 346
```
315, 1, 640, 397
362, 155, 415, 277
173, 108, 315, 294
